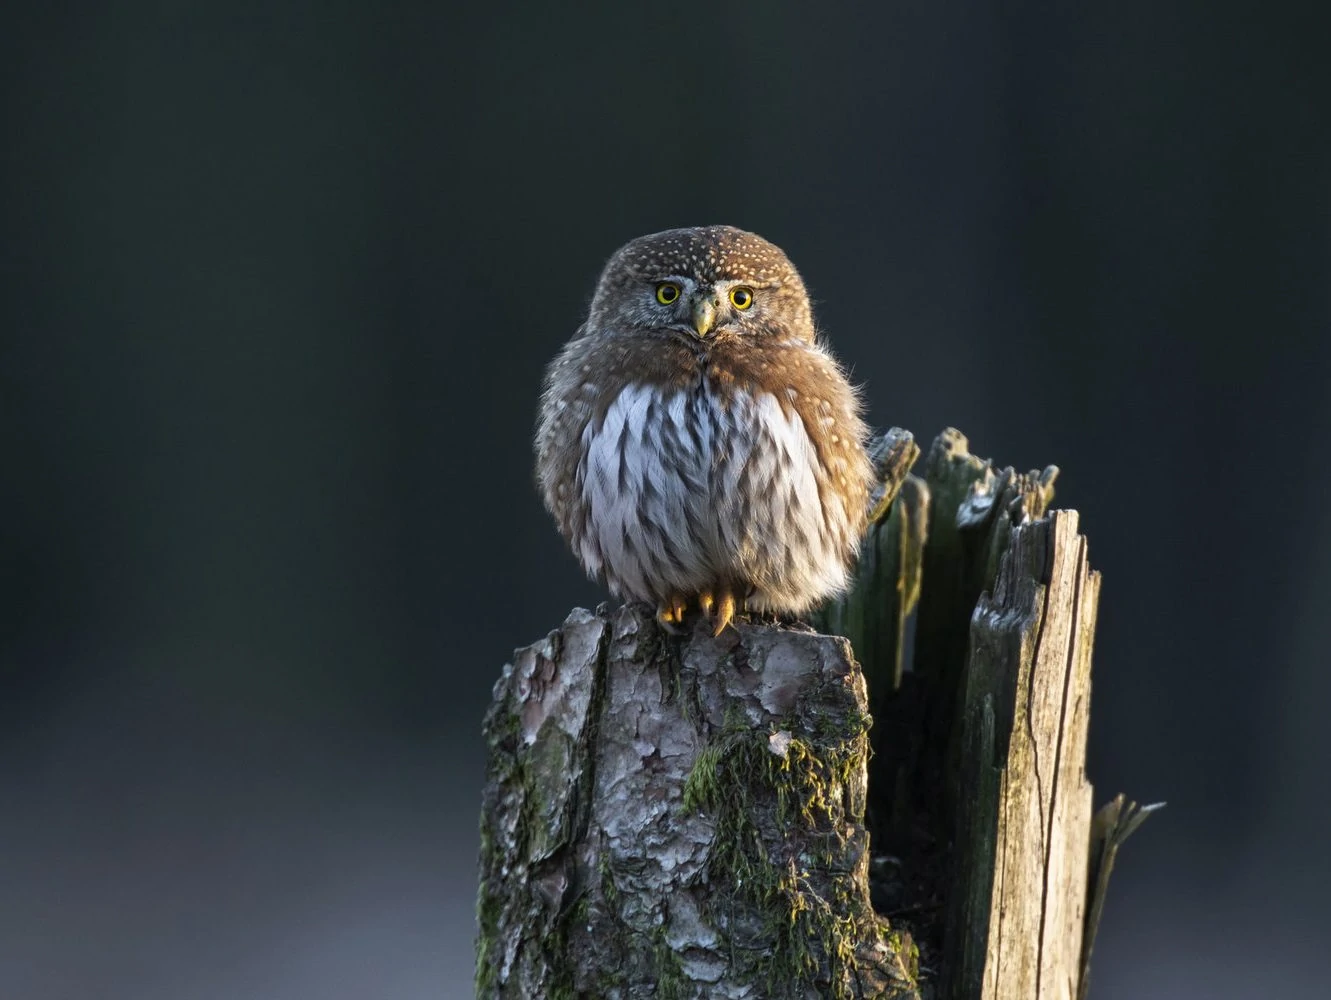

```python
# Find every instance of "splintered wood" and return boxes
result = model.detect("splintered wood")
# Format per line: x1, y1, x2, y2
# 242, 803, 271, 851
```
954, 511, 1100, 1000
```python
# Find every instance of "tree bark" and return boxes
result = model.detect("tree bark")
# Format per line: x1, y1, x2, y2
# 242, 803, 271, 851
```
478, 605, 921, 999
477, 429, 1154, 999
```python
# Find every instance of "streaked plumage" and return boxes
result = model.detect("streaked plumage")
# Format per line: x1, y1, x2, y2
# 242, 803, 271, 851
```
535, 225, 873, 633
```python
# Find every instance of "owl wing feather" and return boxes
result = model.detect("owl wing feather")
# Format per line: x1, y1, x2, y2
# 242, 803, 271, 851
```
534, 327, 599, 539
721, 339, 875, 610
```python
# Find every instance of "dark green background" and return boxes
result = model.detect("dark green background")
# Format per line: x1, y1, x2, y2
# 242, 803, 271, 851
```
3, 2, 1328, 997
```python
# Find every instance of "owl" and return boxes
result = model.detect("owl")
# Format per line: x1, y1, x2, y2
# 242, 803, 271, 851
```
535, 226, 874, 635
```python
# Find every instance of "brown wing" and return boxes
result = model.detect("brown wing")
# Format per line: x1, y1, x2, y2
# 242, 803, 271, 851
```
534, 328, 602, 543
711, 336, 875, 550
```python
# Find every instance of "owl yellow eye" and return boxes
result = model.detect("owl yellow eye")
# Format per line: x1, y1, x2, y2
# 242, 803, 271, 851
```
730, 287, 754, 310
655, 282, 680, 305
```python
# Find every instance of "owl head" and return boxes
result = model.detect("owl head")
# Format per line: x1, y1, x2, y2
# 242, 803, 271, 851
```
587, 226, 815, 343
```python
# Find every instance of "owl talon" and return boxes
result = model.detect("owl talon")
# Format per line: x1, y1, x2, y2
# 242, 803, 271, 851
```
657, 595, 687, 627
711, 591, 737, 637
698, 592, 715, 616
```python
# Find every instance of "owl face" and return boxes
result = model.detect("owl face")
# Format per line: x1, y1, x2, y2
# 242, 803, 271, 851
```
587, 225, 815, 345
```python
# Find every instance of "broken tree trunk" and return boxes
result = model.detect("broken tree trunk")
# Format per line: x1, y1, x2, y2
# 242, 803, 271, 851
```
477, 429, 1153, 999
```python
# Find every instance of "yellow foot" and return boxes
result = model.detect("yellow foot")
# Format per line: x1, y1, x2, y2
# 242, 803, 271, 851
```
698, 592, 715, 616
711, 591, 738, 637
656, 595, 688, 627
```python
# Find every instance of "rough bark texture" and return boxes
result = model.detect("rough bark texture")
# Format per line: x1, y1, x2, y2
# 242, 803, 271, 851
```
479, 428, 1153, 999
478, 604, 921, 999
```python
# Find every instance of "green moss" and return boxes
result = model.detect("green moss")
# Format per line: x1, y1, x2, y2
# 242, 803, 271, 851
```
594, 960, 629, 994
681, 740, 725, 813
475, 898, 497, 992
653, 929, 688, 1000
886, 928, 920, 982
534, 898, 582, 1000
599, 852, 619, 908
475, 818, 502, 994
679, 715, 913, 999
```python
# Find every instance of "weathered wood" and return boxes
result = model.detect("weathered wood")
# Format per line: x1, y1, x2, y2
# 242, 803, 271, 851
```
477, 604, 921, 999
854, 430, 1063, 969
914, 430, 1059, 850
946, 511, 1099, 1000
817, 430, 929, 858
1079, 796, 1164, 1000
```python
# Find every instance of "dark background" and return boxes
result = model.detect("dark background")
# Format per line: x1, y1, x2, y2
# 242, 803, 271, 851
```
3, 2, 1328, 998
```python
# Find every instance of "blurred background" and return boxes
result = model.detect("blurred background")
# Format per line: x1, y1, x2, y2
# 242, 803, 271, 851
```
2, 2, 1328, 997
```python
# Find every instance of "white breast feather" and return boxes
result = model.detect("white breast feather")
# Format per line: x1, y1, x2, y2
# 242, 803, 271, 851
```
578, 381, 851, 611
740, 391, 848, 609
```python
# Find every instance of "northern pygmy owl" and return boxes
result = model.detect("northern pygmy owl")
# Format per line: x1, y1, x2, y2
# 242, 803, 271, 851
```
535, 226, 874, 634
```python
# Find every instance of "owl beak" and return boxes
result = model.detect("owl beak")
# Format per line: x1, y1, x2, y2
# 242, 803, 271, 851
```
691, 298, 717, 338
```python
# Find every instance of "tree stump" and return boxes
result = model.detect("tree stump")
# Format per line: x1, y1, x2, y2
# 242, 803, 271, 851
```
477, 605, 920, 999
477, 429, 1155, 999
